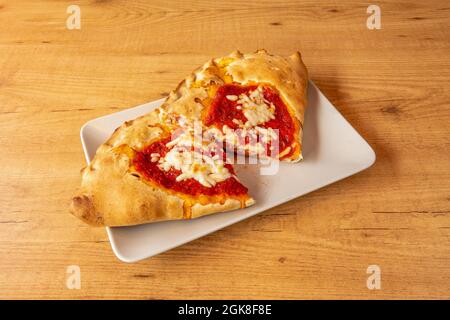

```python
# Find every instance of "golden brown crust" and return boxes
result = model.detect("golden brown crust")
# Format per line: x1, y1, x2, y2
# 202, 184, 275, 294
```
71, 50, 308, 227
159, 49, 308, 161
71, 141, 183, 227
71, 122, 254, 227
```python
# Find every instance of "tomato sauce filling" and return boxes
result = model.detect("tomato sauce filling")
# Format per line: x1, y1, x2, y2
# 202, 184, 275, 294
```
133, 137, 248, 197
203, 84, 296, 158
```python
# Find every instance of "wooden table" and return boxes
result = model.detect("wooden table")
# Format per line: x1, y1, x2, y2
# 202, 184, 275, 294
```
1, 0, 449, 300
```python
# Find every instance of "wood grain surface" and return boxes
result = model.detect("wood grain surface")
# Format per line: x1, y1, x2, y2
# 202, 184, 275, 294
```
0, 0, 449, 299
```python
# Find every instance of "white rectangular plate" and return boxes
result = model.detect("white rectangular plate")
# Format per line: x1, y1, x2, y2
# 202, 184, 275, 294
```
80, 82, 375, 262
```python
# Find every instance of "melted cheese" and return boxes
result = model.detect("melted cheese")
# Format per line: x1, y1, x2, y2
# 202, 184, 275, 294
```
232, 86, 275, 128
222, 86, 281, 157
222, 125, 276, 157
158, 126, 231, 188
156, 85, 282, 185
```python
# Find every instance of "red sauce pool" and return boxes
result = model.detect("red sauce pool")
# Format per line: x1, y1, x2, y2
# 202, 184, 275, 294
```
133, 137, 248, 197
203, 84, 296, 157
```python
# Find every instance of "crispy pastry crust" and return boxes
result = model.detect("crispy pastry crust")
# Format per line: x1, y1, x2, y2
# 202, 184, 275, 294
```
71, 50, 307, 227
71, 116, 254, 227
161, 49, 308, 161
